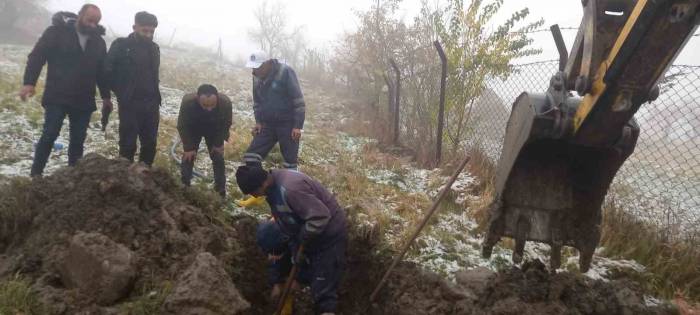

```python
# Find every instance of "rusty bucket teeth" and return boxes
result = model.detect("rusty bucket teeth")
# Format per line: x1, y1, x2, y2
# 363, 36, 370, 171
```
512, 217, 529, 264
550, 243, 562, 271
482, 245, 493, 259
579, 249, 593, 273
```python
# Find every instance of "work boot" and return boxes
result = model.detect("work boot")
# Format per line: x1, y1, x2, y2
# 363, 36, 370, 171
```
236, 195, 266, 207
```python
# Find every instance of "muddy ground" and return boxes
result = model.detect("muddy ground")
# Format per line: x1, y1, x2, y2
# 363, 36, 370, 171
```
0, 155, 680, 314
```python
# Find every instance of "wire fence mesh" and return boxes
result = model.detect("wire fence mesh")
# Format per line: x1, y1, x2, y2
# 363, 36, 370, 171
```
464, 60, 700, 242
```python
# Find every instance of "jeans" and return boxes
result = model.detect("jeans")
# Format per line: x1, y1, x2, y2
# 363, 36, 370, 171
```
31, 105, 93, 176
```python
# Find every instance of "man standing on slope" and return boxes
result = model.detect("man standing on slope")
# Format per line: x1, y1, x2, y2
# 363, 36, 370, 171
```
239, 50, 306, 207
236, 165, 346, 315
104, 11, 161, 166
177, 84, 233, 198
20, 4, 111, 176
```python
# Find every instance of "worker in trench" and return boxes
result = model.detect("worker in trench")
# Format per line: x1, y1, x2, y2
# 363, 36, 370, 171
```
177, 84, 233, 198
236, 165, 346, 315
238, 49, 306, 207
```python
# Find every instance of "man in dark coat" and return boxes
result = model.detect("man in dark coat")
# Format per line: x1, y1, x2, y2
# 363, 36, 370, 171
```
177, 84, 233, 198
104, 11, 161, 166
20, 4, 111, 176
237, 166, 346, 315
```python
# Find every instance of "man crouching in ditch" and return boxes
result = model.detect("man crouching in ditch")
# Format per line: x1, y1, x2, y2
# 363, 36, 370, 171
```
236, 166, 347, 315
177, 84, 232, 197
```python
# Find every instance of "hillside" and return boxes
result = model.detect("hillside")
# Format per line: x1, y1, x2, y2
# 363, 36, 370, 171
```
0, 44, 686, 314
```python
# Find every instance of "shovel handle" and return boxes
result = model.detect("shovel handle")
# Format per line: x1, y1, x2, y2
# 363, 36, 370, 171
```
275, 244, 305, 315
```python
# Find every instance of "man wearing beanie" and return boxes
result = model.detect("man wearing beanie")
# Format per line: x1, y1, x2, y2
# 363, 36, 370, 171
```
177, 84, 233, 198
104, 11, 161, 166
236, 166, 346, 315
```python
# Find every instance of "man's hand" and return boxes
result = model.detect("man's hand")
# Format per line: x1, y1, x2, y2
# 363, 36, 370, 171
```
271, 283, 283, 301
19, 85, 36, 101
102, 98, 113, 112
182, 150, 196, 162
292, 246, 306, 265
252, 123, 263, 136
291, 128, 302, 142
211, 145, 224, 155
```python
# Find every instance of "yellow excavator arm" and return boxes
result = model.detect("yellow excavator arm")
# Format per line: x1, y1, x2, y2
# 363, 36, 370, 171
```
482, 0, 699, 272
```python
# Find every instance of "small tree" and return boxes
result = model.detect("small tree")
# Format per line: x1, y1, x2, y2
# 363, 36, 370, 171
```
438, 0, 543, 153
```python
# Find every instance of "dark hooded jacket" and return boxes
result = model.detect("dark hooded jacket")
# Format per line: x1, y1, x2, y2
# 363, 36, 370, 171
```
23, 11, 110, 111
104, 32, 161, 107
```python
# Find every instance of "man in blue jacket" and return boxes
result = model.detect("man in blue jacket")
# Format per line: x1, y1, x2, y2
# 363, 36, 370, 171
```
242, 50, 305, 170
237, 166, 346, 315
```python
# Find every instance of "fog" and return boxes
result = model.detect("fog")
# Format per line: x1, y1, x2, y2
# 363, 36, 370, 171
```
26, 0, 700, 64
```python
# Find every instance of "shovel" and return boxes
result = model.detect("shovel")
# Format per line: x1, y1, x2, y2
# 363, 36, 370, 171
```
275, 245, 304, 315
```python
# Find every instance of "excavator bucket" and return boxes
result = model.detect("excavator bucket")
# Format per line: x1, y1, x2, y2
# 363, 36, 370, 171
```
481, 0, 699, 272
481, 91, 638, 272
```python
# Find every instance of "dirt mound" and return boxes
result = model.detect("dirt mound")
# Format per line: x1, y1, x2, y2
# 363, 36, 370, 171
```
372, 259, 678, 315
0, 154, 248, 313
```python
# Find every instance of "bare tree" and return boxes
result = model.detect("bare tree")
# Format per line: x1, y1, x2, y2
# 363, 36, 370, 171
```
248, 0, 288, 58
280, 25, 307, 67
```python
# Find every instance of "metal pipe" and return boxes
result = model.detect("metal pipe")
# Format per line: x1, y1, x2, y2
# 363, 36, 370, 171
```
389, 58, 401, 145
434, 41, 448, 165
369, 155, 471, 302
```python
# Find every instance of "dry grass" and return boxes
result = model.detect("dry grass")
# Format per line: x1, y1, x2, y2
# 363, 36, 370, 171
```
601, 198, 700, 301
119, 280, 173, 315
0, 274, 47, 315
463, 146, 497, 228
0, 177, 35, 252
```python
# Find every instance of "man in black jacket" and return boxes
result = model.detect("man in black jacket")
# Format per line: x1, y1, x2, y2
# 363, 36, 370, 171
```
20, 4, 111, 176
177, 84, 233, 198
104, 11, 161, 166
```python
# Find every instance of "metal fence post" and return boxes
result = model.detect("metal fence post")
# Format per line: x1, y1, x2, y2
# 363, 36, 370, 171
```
389, 58, 401, 145
434, 41, 447, 165
383, 72, 395, 123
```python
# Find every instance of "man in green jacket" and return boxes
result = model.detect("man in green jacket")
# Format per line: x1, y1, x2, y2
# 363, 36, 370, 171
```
177, 84, 233, 197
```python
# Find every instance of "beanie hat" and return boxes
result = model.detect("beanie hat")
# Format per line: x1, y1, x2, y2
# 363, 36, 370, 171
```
135, 11, 158, 27
235, 166, 268, 195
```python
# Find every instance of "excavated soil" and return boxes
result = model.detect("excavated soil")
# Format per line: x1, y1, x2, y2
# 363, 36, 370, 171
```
0, 155, 680, 314
0, 154, 244, 313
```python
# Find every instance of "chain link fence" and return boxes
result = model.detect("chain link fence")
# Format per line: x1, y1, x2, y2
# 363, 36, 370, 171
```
465, 60, 700, 241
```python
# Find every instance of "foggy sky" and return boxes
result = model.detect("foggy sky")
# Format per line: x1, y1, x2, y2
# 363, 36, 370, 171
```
47, 0, 699, 65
